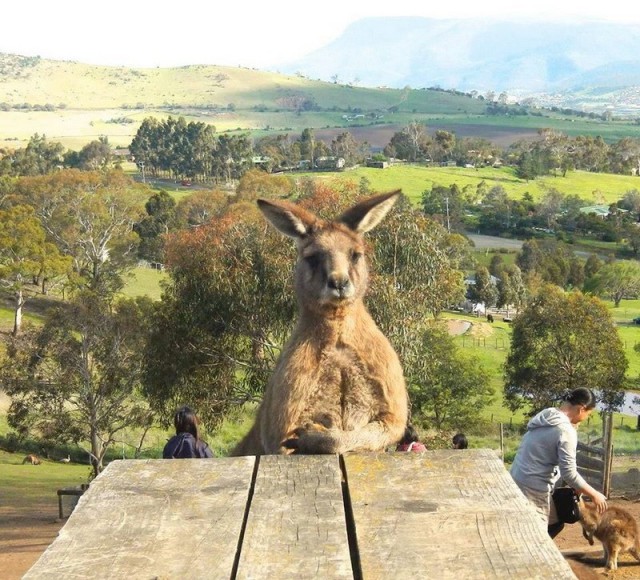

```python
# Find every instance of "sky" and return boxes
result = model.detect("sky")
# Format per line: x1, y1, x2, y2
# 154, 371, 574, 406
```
3, 1, 640, 70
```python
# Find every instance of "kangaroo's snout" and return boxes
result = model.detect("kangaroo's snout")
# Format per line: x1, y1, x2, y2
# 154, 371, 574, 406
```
327, 274, 353, 298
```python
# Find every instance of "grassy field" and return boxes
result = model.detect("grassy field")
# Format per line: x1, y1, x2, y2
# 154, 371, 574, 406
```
0, 449, 88, 502
301, 164, 640, 205
120, 267, 168, 301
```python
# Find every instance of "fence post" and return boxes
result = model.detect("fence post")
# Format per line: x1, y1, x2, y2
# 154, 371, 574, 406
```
602, 412, 614, 497
499, 423, 504, 461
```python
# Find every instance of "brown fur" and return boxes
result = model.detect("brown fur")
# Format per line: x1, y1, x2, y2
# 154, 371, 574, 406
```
232, 191, 408, 456
578, 495, 640, 571
22, 454, 41, 465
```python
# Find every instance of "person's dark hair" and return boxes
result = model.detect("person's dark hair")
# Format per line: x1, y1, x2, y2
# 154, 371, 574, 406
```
452, 432, 468, 449
400, 424, 420, 445
564, 388, 597, 410
174, 406, 200, 439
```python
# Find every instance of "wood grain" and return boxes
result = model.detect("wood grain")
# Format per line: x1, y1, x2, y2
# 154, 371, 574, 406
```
23, 457, 255, 579
344, 449, 577, 579
235, 454, 353, 579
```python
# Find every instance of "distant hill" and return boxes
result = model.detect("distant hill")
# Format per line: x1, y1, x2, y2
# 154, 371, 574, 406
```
279, 17, 640, 116
2, 51, 640, 152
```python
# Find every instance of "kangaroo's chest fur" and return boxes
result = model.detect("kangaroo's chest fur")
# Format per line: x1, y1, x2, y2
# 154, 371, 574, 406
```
301, 342, 382, 430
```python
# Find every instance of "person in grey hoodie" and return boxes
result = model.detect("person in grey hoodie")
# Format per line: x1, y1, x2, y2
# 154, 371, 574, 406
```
510, 387, 607, 538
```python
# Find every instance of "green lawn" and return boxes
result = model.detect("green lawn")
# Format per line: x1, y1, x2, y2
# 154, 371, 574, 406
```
120, 266, 168, 301
300, 165, 640, 206
0, 449, 88, 504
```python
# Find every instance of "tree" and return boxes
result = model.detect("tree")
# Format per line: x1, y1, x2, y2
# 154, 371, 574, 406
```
421, 184, 465, 231
537, 188, 564, 230
0, 134, 65, 177
433, 130, 456, 162
586, 260, 640, 307
504, 286, 627, 414
478, 185, 512, 232
134, 190, 178, 262
0, 293, 156, 477
583, 253, 603, 282
10, 170, 147, 294
496, 264, 527, 317
488, 254, 505, 278
516, 239, 574, 288
384, 122, 430, 162
142, 186, 470, 429
404, 323, 492, 429
234, 169, 294, 203
175, 189, 229, 228
254, 134, 299, 172
0, 205, 70, 335
142, 201, 296, 427
65, 136, 113, 171
330, 131, 366, 167
468, 266, 498, 310
368, 195, 469, 323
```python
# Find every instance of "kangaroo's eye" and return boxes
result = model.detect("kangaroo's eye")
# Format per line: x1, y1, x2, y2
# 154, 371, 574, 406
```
350, 251, 362, 264
304, 254, 321, 270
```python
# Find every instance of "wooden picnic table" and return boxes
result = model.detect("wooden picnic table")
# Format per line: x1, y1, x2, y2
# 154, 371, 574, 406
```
24, 449, 575, 579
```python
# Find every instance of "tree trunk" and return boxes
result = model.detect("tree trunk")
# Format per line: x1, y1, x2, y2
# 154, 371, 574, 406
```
12, 289, 24, 336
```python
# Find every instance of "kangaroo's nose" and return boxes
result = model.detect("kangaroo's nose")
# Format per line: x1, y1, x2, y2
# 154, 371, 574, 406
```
328, 275, 350, 292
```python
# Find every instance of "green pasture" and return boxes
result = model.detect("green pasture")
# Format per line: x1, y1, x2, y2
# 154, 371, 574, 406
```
303, 165, 640, 205
0, 449, 88, 504
120, 267, 168, 301
472, 248, 519, 270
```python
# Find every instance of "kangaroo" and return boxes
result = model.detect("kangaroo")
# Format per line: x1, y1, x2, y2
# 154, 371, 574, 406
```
232, 190, 408, 455
578, 495, 640, 571
22, 454, 41, 465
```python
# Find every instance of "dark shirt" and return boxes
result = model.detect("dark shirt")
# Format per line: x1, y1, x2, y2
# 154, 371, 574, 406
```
163, 432, 213, 459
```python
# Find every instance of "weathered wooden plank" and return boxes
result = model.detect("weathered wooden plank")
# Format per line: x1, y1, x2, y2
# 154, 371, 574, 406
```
24, 457, 255, 579
576, 451, 605, 471
344, 450, 576, 579
577, 442, 605, 456
235, 454, 353, 579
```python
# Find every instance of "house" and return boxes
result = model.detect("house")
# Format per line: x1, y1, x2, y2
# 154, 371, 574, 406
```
315, 156, 345, 170
579, 205, 628, 219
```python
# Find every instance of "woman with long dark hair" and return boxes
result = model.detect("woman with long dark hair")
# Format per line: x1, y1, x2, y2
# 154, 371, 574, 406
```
163, 406, 213, 459
510, 387, 607, 538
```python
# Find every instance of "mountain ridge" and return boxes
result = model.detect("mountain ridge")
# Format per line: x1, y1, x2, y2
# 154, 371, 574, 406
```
278, 17, 640, 113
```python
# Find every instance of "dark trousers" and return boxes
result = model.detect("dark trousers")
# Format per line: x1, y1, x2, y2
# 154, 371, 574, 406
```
548, 521, 565, 538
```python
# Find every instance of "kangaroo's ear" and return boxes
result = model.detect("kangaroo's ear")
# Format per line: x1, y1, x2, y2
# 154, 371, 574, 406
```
339, 190, 401, 233
257, 199, 317, 238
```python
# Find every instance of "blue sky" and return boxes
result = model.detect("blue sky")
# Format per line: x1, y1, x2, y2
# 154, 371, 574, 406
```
3, 1, 638, 70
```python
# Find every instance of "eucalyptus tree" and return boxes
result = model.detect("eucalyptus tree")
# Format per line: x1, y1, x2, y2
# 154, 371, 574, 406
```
585, 260, 640, 307
0, 134, 65, 177
1, 293, 156, 477
405, 324, 492, 430
496, 264, 527, 317
468, 266, 498, 310
384, 122, 431, 162
9, 169, 147, 294
0, 204, 70, 334
504, 286, 626, 414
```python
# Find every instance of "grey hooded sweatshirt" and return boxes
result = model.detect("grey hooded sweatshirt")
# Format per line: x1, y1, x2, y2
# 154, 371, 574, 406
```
510, 407, 588, 493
